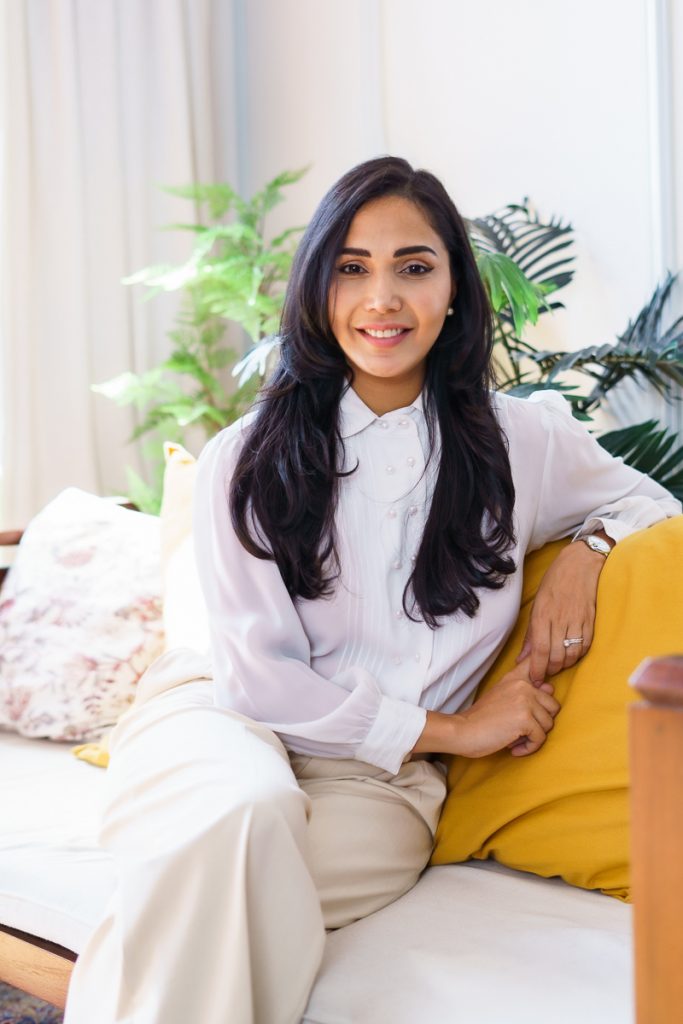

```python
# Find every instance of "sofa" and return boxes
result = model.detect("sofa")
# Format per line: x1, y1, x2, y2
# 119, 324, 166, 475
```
1, 447, 681, 1023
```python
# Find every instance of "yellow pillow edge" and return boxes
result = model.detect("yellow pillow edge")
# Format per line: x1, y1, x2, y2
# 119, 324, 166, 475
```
71, 738, 110, 769
462, 786, 631, 899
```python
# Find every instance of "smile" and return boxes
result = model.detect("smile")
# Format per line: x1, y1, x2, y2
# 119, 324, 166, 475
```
364, 327, 404, 338
356, 326, 412, 348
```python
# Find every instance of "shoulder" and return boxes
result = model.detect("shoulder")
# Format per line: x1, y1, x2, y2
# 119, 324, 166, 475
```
197, 408, 259, 470
489, 390, 586, 485
491, 387, 572, 421
195, 409, 260, 497
490, 388, 576, 439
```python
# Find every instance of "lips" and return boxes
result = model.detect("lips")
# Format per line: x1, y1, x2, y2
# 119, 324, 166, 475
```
356, 326, 412, 348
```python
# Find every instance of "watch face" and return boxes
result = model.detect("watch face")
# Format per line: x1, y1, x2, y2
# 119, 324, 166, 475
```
585, 535, 611, 555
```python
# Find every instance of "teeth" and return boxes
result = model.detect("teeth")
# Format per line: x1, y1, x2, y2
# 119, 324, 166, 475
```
364, 328, 405, 338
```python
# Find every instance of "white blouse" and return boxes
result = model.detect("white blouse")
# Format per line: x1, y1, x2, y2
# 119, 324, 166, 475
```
193, 386, 680, 774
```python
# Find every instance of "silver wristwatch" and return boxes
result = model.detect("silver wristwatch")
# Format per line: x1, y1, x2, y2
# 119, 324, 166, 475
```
577, 533, 611, 557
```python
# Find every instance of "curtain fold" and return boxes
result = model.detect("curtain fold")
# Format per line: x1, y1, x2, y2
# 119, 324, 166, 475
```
0, 0, 237, 528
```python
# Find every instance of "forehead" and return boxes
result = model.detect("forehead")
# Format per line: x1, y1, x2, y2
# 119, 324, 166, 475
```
343, 196, 446, 252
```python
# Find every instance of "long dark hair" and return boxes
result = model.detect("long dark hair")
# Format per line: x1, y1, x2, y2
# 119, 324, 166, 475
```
230, 156, 516, 626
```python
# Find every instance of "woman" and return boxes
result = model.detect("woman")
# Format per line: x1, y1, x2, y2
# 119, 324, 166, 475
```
64, 158, 679, 1024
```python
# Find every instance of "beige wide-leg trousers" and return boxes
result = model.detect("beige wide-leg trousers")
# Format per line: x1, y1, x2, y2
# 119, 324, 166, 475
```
64, 649, 447, 1024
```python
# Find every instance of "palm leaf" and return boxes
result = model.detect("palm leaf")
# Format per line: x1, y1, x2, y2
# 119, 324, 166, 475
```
469, 201, 576, 387
596, 419, 683, 500
475, 251, 549, 335
527, 274, 683, 413
468, 200, 575, 298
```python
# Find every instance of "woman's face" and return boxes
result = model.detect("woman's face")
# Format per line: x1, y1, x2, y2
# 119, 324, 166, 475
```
327, 195, 455, 413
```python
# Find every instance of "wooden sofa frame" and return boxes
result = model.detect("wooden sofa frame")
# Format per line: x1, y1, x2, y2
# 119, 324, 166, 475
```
1, 530, 682, 1021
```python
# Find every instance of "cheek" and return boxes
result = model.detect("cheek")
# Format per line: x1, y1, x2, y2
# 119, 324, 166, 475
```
417, 276, 452, 318
419, 294, 450, 330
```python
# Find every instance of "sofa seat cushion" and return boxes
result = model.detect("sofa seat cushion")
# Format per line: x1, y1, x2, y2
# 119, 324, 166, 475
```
0, 730, 115, 952
304, 862, 631, 1024
1, 733, 632, 1023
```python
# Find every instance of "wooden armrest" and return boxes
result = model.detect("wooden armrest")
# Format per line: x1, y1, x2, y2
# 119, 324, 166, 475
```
0, 924, 74, 1009
630, 655, 683, 1024
0, 530, 23, 547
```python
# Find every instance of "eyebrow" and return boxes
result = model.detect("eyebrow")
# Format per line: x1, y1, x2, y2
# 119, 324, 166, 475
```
339, 245, 438, 258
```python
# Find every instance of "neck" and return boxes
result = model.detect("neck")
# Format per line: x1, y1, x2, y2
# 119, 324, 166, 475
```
350, 373, 424, 416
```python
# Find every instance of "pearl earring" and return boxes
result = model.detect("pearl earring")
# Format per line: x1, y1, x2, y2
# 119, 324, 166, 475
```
446, 307, 454, 316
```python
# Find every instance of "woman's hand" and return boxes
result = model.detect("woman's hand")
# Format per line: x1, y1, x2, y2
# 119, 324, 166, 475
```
517, 535, 612, 683
409, 658, 560, 760
449, 661, 560, 758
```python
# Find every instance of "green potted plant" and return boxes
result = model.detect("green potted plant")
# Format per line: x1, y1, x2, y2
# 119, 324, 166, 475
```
468, 201, 683, 497
94, 168, 307, 511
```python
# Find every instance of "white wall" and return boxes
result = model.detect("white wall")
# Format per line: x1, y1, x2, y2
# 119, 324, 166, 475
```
236, 0, 682, 428
239, 0, 386, 233
384, 0, 653, 354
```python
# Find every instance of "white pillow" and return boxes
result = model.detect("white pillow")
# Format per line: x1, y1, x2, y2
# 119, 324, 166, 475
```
0, 488, 164, 741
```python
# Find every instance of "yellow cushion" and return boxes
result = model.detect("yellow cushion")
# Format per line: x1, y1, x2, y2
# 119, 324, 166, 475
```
72, 735, 110, 768
431, 516, 683, 901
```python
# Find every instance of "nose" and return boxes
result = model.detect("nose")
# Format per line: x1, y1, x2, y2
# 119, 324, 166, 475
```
363, 271, 402, 314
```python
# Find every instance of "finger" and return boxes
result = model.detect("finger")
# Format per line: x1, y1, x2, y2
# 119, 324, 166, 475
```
560, 625, 585, 668
531, 704, 555, 735
510, 720, 547, 756
563, 624, 589, 668
547, 622, 570, 676
581, 618, 595, 653
510, 739, 536, 756
536, 689, 561, 717
528, 624, 551, 684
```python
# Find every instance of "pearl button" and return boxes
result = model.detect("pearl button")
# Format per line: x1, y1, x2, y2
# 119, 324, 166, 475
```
414, 653, 421, 663
395, 609, 403, 619
409, 505, 418, 516
388, 509, 397, 519
399, 419, 409, 427
410, 554, 416, 564
379, 421, 389, 429
393, 655, 402, 666
392, 560, 402, 570
407, 456, 416, 468
386, 465, 395, 474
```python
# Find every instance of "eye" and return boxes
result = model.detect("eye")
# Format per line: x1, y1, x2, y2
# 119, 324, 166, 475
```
337, 262, 366, 275
402, 263, 433, 276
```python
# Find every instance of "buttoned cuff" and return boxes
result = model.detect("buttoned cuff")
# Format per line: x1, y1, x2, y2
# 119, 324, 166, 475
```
354, 696, 427, 775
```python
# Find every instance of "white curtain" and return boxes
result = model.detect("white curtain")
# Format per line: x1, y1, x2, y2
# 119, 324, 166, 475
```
0, 0, 238, 528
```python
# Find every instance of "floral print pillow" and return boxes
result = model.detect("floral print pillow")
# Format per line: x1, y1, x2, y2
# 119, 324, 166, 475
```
0, 489, 164, 741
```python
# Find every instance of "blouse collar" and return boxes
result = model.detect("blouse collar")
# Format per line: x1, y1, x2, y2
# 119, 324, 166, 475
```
338, 384, 425, 439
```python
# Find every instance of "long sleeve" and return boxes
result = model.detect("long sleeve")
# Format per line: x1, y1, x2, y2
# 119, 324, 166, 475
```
520, 391, 681, 549
192, 424, 426, 774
